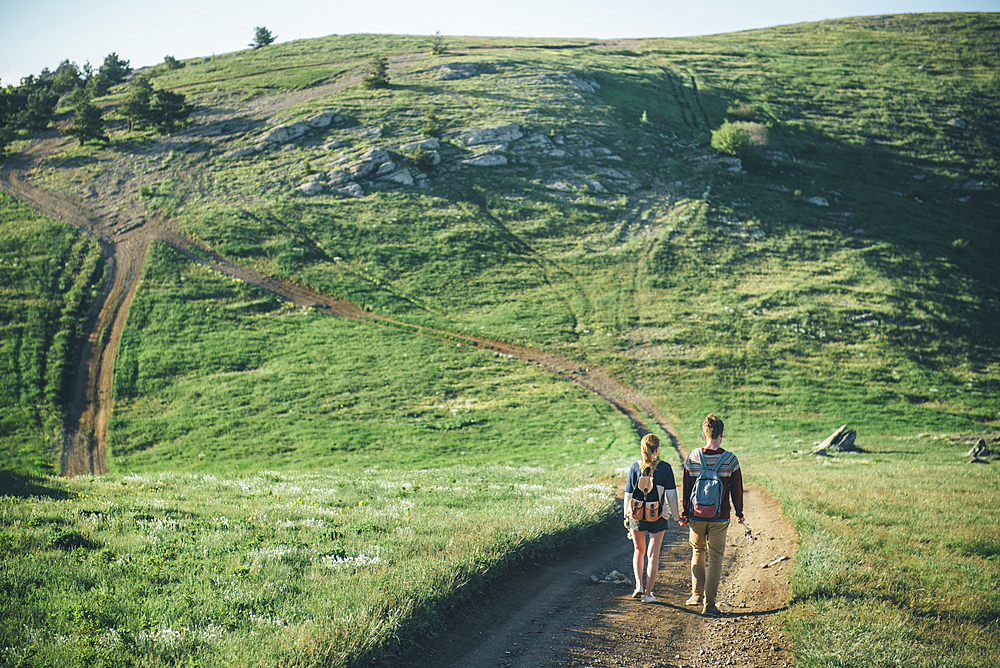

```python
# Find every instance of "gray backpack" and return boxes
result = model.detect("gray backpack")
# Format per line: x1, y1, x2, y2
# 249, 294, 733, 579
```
690, 450, 733, 520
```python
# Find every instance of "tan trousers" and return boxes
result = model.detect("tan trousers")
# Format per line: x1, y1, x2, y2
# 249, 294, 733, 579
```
688, 520, 730, 605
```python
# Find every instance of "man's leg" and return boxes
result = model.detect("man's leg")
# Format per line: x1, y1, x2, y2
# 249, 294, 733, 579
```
687, 522, 707, 605
703, 520, 730, 614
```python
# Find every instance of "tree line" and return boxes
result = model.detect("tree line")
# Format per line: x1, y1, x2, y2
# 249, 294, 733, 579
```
0, 52, 193, 156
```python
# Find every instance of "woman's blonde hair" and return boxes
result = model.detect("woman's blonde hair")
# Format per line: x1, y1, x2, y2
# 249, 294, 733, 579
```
640, 433, 660, 470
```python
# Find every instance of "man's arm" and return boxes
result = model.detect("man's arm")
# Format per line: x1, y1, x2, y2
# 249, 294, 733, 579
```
730, 467, 744, 522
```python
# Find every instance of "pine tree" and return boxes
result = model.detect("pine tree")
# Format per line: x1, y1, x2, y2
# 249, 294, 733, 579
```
362, 55, 390, 89
250, 27, 276, 49
64, 98, 108, 146
119, 76, 153, 131
151, 89, 192, 132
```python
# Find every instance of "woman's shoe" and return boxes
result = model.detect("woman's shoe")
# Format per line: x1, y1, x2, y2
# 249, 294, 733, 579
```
642, 593, 657, 603
631, 587, 643, 599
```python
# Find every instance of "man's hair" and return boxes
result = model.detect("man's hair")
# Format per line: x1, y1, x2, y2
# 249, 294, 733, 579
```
703, 413, 724, 439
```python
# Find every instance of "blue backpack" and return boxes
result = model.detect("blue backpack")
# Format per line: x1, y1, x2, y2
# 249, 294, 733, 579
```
690, 450, 733, 520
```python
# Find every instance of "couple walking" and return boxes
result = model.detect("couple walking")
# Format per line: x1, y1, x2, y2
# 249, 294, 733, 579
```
623, 413, 744, 616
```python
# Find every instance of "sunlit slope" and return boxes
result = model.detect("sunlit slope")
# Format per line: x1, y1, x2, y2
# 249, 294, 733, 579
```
29, 12, 1000, 461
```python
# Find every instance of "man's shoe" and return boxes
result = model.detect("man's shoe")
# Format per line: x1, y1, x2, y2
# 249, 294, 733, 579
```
702, 603, 721, 617
685, 594, 703, 606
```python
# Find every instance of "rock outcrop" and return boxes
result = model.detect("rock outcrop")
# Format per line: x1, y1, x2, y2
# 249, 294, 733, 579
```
459, 123, 523, 147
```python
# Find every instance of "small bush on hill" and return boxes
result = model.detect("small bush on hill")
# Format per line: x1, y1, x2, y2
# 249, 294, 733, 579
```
711, 120, 751, 156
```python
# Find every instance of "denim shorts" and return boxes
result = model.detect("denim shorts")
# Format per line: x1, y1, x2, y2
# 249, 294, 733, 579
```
629, 516, 669, 533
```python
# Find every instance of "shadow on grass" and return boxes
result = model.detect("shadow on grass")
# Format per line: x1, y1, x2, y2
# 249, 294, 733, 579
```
0, 470, 76, 500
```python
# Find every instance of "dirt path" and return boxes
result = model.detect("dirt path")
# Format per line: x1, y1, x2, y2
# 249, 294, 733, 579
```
407, 484, 795, 668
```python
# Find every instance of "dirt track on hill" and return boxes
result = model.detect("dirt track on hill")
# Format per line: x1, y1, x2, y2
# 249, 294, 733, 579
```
0, 54, 796, 665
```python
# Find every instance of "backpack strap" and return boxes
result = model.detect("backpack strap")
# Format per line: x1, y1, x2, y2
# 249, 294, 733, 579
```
700, 449, 729, 473
636, 459, 659, 499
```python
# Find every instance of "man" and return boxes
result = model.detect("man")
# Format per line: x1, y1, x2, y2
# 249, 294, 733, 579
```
679, 413, 744, 616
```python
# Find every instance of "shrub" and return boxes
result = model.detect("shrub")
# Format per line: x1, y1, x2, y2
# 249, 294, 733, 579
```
711, 120, 769, 157
711, 121, 751, 156
421, 111, 442, 137
410, 147, 436, 172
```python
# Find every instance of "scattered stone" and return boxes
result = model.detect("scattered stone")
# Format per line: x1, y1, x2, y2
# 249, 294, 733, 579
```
812, 425, 860, 456
967, 438, 993, 463
260, 120, 311, 144
459, 122, 523, 146
222, 147, 257, 159
296, 182, 325, 195
435, 62, 482, 80
305, 112, 342, 128
380, 168, 415, 186
331, 183, 364, 198
806, 196, 829, 206
352, 126, 383, 139
326, 170, 354, 185
347, 147, 392, 178
462, 152, 508, 167
399, 138, 440, 151
945, 117, 967, 128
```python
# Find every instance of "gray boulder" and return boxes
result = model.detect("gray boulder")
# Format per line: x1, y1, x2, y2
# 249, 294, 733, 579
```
380, 168, 414, 186
222, 147, 257, 159
400, 138, 440, 151
261, 121, 311, 144
812, 425, 860, 455
332, 183, 365, 198
459, 123, 522, 146
296, 182, 326, 195
462, 153, 508, 167
326, 170, 354, 185
307, 112, 342, 128
435, 62, 481, 80
348, 147, 392, 177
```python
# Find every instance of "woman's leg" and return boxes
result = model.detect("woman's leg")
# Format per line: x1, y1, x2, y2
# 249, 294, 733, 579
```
644, 530, 666, 595
631, 529, 647, 592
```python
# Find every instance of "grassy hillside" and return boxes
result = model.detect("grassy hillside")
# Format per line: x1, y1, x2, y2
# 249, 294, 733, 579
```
2, 12, 999, 668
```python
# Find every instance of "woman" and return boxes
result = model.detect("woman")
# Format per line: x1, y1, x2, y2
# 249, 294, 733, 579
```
624, 433, 680, 603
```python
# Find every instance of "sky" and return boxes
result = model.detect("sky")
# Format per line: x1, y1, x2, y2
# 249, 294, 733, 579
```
1, 0, 998, 87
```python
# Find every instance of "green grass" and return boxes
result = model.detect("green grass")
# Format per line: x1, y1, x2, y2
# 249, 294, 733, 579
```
739, 431, 1000, 668
108, 243, 637, 473
4, 12, 1000, 667
0, 464, 616, 668
0, 192, 103, 475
